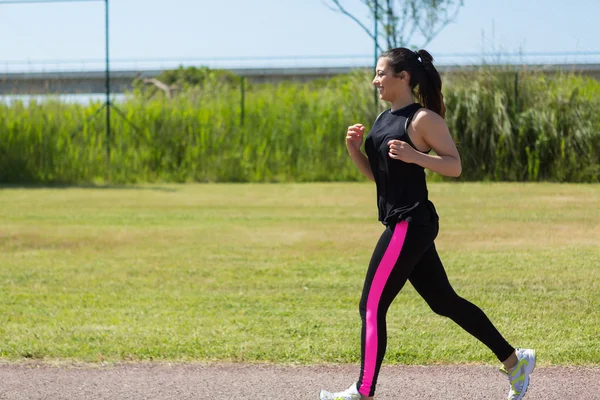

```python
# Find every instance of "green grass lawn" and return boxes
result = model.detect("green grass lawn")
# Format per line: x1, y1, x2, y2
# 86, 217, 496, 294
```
0, 183, 599, 366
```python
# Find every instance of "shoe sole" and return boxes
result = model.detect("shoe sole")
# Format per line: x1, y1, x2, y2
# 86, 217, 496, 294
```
319, 389, 360, 400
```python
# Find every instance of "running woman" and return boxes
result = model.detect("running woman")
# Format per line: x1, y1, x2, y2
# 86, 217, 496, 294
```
319, 48, 536, 400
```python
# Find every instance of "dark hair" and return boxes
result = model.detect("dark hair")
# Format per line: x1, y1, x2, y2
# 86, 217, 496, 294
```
379, 47, 446, 118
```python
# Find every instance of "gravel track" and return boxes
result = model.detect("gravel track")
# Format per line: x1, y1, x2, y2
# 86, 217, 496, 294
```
2, 362, 599, 399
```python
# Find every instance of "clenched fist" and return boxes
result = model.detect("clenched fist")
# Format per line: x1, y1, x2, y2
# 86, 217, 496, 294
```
346, 124, 365, 152
387, 139, 417, 163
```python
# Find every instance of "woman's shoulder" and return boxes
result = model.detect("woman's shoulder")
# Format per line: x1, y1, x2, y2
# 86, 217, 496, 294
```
412, 107, 445, 131
412, 107, 441, 120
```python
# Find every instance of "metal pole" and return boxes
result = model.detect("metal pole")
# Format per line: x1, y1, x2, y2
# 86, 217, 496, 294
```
105, 0, 111, 180
374, 0, 378, 112
514, 70, 519, 115
241, 76, 245, 126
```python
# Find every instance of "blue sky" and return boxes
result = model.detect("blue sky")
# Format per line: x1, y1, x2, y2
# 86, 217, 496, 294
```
0, 0, 598, 71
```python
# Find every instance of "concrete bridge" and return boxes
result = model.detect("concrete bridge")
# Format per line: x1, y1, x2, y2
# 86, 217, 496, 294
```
1, 64, 599, 95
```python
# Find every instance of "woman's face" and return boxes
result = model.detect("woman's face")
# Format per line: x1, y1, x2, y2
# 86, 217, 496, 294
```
372, 57, 406, 102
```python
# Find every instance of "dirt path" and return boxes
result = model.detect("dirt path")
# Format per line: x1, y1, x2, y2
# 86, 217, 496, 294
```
1, 362, 599, 399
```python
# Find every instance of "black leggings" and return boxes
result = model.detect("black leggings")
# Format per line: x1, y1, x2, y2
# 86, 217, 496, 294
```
356, 220, 514, 397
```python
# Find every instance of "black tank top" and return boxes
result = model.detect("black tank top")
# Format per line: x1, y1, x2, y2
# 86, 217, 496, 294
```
364, 102, 439, 226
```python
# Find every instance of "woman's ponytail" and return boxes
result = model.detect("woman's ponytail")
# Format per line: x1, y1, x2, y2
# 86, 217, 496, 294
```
415, 49, 446, 118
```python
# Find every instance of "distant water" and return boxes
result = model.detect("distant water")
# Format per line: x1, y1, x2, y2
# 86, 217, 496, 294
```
0, 93, 127, 105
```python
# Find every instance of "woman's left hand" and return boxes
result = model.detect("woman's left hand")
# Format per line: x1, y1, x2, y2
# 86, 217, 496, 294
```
387, 140, 417, 163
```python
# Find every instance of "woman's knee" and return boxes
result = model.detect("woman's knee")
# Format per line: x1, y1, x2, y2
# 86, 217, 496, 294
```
426, 293, 461, 317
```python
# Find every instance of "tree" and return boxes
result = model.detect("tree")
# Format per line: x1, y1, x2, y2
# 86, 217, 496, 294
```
325, 0, 464, 52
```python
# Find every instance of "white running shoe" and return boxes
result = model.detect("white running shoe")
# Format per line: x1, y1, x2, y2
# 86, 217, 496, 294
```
501, 348, 536, 400
319, 382, 362, 400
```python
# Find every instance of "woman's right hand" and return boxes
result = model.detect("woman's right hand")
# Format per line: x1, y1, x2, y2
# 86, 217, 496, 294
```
346, 124, 365, 152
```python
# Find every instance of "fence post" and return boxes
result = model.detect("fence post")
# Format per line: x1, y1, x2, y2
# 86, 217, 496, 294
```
240, 76, 246, 126
514, 70, 519, 115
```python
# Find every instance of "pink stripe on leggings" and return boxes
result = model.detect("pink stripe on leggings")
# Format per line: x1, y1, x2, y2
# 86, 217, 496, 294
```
359, 220, 409, 396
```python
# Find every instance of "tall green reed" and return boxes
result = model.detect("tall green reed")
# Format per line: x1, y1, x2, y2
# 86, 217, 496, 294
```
0, 68, 598, 184
444, 68, 600, 182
